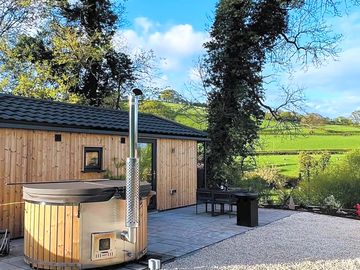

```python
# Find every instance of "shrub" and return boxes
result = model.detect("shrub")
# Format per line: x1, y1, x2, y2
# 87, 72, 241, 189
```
235, 174, 270, 204
103, 157, 126, 180
323, 195, 342, 211
298, 151, 331, 181
250, 166, 287, 188
283, 176, 299, 188
294, 150, 360, 208
236, 166, 289, 205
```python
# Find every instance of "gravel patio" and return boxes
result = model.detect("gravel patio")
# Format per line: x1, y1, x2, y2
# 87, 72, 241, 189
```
164, 211, 360, 270
2, 205, 358, 270
0, 205, 293, 270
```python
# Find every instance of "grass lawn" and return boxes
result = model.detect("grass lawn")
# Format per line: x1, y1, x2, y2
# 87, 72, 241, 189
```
162, 103, 360, 137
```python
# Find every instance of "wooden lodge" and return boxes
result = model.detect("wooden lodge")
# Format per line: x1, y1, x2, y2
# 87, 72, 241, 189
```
0, 94, 208, 238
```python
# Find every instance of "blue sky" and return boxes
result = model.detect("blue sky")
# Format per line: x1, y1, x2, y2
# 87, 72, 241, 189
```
118, 0, 360, 118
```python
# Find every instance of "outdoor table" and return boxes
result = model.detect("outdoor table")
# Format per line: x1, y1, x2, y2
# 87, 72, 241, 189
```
233, 192, 259, 227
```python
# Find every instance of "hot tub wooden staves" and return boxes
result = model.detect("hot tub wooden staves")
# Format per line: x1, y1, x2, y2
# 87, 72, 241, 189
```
24, 203, 80, 270
23, 181, 149, 270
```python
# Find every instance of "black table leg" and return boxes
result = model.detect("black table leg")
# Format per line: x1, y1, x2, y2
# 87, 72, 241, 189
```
211, 200, 215, 216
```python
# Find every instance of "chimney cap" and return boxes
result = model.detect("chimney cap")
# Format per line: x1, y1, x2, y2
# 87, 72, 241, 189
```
132, 88, 143, 96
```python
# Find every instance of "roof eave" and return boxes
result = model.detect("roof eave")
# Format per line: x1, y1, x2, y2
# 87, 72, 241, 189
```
0, 120, 209, 141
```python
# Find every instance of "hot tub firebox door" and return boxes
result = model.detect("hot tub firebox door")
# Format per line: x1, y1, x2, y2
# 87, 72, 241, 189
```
91, 231, 116, 261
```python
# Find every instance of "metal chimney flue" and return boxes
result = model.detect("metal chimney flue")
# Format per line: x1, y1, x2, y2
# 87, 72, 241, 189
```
121, 88, 143, 244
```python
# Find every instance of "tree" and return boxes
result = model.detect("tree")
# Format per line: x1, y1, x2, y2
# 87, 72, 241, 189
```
159, 89, 176, 102
301, 113, 328, 126
159, 89, 184, 103
0, 31, 81, 101
0, 0, 135, 106
279, 111, 301, 123
299, 151, 314, 182
204, 0, 289, 183
0, 0, 44, 39
351, 110, 360, 125
204, 0, 354, 184
318, 151, 331, 172
56, 0, 135, 106
334, 116, 352, 125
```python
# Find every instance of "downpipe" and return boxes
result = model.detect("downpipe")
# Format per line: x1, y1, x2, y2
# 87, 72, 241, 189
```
121, 88, 143, 244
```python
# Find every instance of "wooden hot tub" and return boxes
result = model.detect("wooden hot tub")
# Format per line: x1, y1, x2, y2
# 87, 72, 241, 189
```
23, 180, 152, 269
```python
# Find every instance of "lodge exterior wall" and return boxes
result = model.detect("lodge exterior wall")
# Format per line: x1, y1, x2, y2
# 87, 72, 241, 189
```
156, 138, 197, 210
0, 128, 197, 238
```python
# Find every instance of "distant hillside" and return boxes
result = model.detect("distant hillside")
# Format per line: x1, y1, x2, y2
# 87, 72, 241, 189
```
145, 102, 360, 139
159, 102, 360, 178
139, 101, 207, 131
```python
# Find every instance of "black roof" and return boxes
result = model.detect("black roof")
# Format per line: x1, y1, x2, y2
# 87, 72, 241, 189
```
0, 94, 207, 140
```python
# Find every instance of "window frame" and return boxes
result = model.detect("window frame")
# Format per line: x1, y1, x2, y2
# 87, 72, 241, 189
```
83, 147, 103, 172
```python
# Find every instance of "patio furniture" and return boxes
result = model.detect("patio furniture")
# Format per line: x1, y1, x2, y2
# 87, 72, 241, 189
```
234, 192, 258, 227
196, 189, 212, 214
211, 191, 233, 216
196, 188, 249, 217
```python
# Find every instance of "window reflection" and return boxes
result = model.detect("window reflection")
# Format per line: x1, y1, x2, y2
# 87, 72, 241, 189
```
85, 151, 99, 167
138, 143, 152, 183
83, 147, 103, 172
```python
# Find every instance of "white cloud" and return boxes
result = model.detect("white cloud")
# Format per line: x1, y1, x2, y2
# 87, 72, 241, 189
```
294, 46, 360, 91
336, 12, 360, 49
118, 30, 143, 50
134, 17, 153, 34
289, 45, 360, 117
147, 24, 208, 56
117, 18, 209, 72
305, 93, 360, 117
159, 58, 180, 71
281, 13, 360, 117
150, 74, 169, 88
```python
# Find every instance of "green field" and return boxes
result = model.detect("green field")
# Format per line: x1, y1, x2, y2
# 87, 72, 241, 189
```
160, 102, 360, 178
261, 122, 360, 135
257, 133, 360, 177
254, 154, 345, 177
162, 103, 207, 131
258, 135, 360, 152
174, 108, 206, 131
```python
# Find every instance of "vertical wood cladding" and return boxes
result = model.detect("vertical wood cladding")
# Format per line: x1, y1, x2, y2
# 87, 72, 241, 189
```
156, 139, 197, 210
0, 129, 198, 238
0, 129, 128, 238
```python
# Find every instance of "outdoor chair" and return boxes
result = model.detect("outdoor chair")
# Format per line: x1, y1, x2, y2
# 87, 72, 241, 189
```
212, 191, 234, 216
227, 188, 247, 217
228, 194, 238, 218
196, 189, 212, 214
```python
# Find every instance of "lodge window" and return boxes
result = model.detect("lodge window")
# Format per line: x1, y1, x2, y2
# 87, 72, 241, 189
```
83, 147, 103, 172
